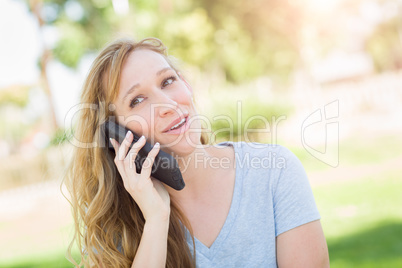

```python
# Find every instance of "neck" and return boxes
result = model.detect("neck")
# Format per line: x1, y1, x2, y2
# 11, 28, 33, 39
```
166, 142, 230, 203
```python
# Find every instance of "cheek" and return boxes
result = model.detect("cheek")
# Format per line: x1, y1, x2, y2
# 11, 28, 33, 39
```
173, 89, 192, 104
125, 112, 152, 137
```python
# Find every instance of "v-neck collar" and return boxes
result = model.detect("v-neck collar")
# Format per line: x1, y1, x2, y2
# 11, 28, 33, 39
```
183, 141, 242, 260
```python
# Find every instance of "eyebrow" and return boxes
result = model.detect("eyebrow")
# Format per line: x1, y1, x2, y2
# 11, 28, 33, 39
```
122, 67, 173, 103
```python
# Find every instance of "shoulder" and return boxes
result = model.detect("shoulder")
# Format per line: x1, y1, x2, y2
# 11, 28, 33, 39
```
227, 141, 294, 156
216, 141, 306, 186
230, 142, 313, 198
224, 141, 298, 171
216, 141, 302, 192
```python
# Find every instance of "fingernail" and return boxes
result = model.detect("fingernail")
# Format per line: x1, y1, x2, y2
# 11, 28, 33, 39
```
154, 142, 160, 148
109, 138, 114, 146
126, 131, 132, 139
139, 135, 145, 141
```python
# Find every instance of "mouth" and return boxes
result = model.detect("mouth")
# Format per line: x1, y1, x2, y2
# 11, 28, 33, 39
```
163, 116, 189, 134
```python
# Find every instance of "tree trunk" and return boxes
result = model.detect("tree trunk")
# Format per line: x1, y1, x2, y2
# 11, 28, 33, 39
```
28, 0, 59, 132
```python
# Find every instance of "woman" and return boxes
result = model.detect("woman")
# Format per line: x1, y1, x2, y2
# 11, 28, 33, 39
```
64, 37, 330, 268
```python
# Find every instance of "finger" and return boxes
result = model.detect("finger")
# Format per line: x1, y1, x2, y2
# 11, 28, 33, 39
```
110, 138, 128, 183
140, 142, 160, 180
124, 135, 147, 169
110, 138, 119, 152
111, 138, 123, 166
117, 131, 134, 161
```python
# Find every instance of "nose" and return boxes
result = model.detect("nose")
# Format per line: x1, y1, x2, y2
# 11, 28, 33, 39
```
154, 94, 179, 117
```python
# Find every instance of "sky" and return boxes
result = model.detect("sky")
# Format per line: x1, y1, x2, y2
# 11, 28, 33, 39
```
0, 0, 86, 128
0, 0, 41, 87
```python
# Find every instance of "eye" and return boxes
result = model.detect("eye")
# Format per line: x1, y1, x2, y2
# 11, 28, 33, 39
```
162, 75, 176, 88
129, 96, 145, 108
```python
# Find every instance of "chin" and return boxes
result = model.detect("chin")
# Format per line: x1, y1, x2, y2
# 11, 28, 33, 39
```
161, 132, 202, 157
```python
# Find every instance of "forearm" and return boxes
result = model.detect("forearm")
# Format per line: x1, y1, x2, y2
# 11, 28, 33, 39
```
131, 218, 170, 268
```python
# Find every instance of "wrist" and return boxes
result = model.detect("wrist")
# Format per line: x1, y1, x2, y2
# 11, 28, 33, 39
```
146, 206, 170, 222
146, 213, 170, 226
145, 217, 170, 234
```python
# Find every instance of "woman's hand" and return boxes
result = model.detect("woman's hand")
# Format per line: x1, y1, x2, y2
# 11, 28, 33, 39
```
110, 131, 170, 222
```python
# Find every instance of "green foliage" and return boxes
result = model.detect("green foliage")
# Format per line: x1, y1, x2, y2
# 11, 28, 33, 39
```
366, 17, 402, 72
48, 127, 74, 146
0, 85, 30, 107
203, 89, 293, 141
155, 9, 216, 67
53, 22, 89, 68
211, 100, 292, 141
192, 0, 302, 83
41, 0, 119, 67
34, 0, 304, 83
0, 114, 27, 144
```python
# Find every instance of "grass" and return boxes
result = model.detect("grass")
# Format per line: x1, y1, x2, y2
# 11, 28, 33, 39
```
0, 234, 81, 268
3, 171, 401, 267
314, 170, 402, 238
335, 133, 402, 166
313, 170, 402, 267
289, 132, 402, 172
328, 221, 402, 268
0, 253, 80, 268
1, 131, 401, 267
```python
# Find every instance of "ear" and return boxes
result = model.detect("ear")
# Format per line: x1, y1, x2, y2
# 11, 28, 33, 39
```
178, 72, 193, 95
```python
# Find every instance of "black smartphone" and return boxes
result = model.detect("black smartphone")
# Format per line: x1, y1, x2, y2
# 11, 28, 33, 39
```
101, 120, 185, 191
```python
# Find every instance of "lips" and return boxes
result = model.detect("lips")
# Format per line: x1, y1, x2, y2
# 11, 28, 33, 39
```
163, 115, 189, 133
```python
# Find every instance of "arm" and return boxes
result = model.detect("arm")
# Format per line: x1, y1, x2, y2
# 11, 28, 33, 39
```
89, 217, 169, 268
131, 217, 170, 268
276, 220, 330, 268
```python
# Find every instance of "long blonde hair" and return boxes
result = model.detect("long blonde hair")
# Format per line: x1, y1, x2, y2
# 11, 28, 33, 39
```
63, 37, 208, 267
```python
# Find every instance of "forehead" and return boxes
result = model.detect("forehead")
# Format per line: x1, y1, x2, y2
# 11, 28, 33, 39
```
120, 49, 170, 84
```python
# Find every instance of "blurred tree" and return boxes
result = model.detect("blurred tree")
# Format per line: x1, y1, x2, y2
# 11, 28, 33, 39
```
0, 85, 30, 108
31, 0, 124, 68
24, 0, 308, 86
26, 0, 400, 91
25, 0, 136, 132
195, 0, 303, 83
366, 17, 402, 72
28, 0, 59, 132
0, 85, 32, 154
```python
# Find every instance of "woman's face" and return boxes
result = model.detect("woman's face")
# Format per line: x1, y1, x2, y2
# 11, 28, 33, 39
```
111, 49, 201, 156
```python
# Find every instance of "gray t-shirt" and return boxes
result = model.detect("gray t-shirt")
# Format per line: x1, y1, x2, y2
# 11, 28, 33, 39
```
183, 141, 321, 267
